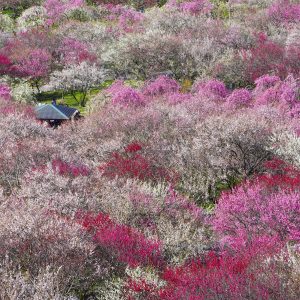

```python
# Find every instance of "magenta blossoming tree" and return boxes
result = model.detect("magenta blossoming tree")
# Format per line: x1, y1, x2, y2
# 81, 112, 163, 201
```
213, 181, 300, 249
44, 0, 84, 25
14, 48, 52, 93
106, 80, 146, 106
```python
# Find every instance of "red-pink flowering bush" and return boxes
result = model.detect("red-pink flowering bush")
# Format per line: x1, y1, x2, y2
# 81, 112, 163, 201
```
242, 34, 300, 81
242, 35, 285, 81
127, 241, 286, 300
107, 80, 145, 107
52, 158, 91, 177
124, 141, 143, 153
143, 76, 180, 97
253, 74, 281, 95
258, 158, 300, 192
192, 78, 228, 100
99, 143, 178, 184
225, 88, 252, 108
0, 54, 12, 76
157, 253, 269, 299
77, 211, 163, 268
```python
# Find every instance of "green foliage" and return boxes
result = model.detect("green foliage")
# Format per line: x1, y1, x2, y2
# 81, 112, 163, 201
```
157, 0, 168, 7
211, 0, 230, 19
1, 8, 15, 17
1, 1, 43, 19
68, 8, 91, 22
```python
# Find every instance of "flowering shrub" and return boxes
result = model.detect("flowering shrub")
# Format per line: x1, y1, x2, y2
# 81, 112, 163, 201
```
105, 4, 144, 33
48, 62, 107, 106
124, 141, 143, 153
213, 181, 300, 248
44, 0, 84, 25
192, 78, 228, 100
242, 34, 300, 82
77, 211, 163, 268
127, 242, 288, 299
0, 84, 11, 101
253, 74, 300, 113
0, 196, 98, 296
52, 158, 90, 177
58, 37, 96, 65
0, 54, 12, 76
14, 48, 51, 80
270, 131, 300, 170
267, 0, 300, 25
143, 76, 180, 97
225, 88, 252, 108
107, 80, 145, 106
254, 74, 281, 94
99, 143, 178, 184
16, 5, 46, 31
257, 158, 300, 192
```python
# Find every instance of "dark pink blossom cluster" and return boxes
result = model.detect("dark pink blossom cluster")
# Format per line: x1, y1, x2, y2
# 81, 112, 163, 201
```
99, 142, 179, 183
107, 80, 145, 106
143, 75, 180, 97
77, 211, 163, 267
0, 84, 11, 101
192, 79, 228, 100
268, 0, 300, 24
52, 159, 91, 177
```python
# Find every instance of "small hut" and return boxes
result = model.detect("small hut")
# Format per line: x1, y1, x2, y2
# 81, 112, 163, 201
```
35, 103, 80, 127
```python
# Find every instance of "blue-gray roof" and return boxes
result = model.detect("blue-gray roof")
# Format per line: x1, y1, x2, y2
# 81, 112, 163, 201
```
35, 104, 78, 120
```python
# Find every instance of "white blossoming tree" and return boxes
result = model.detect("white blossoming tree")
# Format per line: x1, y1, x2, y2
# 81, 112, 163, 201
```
16, 6, 46, 31
270, 131, 300, 168
0, 13, 15, 32
48, 62, 107, 107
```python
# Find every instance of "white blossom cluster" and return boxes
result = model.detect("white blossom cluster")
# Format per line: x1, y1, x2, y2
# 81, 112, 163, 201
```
0, 13, 15, 32
48, 62, 107, 93
12, 81, 35, 103
270, 131, 300, 168
16, 6, 46, 31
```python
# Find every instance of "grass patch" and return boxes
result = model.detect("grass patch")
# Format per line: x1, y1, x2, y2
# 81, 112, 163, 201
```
1, 8, 15, 16
1, 7, 24, 18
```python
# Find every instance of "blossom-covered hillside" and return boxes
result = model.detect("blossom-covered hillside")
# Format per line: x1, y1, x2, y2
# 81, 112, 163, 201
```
0, 0, 300, 299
